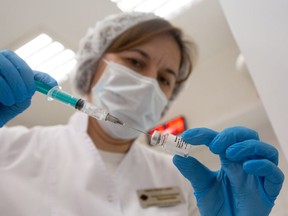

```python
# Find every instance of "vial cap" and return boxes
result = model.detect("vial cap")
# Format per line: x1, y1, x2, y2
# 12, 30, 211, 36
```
150, 130, 161, 146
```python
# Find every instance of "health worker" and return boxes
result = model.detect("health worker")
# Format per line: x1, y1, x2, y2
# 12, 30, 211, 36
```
0, 12, 284, 216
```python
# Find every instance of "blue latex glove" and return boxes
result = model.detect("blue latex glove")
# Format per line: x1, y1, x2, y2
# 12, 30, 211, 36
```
173, 127, 284, 216
0, 50, 57, 127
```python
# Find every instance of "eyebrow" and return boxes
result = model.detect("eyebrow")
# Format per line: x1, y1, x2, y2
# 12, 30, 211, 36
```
130, 48, 150, 60
129, 48, 177, 78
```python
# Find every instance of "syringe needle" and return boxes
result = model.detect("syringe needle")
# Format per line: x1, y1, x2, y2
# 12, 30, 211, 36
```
101, 113, 150, 137
123, 123, 150, 137
105, 113, 124, 125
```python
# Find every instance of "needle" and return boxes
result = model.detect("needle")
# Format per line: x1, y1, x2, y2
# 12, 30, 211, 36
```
123, 123, 151, 138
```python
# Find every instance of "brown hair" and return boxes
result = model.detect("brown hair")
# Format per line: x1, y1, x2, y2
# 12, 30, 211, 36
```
103, 19, 197, 100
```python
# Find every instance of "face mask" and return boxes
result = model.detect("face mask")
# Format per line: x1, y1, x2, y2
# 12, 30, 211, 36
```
92, 61, 168, 140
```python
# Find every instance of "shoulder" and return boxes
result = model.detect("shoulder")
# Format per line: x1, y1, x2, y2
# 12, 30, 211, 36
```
0, 124, 74, 155
1, 124, 70, 140
0, 124, 79, 166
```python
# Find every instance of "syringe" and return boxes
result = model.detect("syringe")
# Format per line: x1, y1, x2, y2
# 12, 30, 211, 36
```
34, 80, 124, 125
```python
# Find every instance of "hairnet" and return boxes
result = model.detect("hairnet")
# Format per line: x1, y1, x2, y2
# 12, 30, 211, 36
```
71, 12, 159, 96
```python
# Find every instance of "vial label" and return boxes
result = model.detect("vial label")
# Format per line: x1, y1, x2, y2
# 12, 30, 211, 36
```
163, 134, 191, 157
174, 136, 189, 150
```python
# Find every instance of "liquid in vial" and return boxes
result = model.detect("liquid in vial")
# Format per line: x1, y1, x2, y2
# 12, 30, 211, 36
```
150, 131, 192, 157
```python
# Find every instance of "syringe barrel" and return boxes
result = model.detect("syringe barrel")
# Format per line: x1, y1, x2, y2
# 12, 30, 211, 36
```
35, 80, 79, 107
77, 100, 108, 121
34, 80, 118, 123
47, 86, 79, 107
35, 80, 51, 95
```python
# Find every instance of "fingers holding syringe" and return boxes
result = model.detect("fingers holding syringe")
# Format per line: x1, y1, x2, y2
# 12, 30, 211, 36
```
33, 71, 58, 88
0, 50, 35, 105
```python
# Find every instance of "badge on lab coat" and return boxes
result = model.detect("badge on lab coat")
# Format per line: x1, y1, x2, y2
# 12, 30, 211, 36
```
137, 186, 185, 208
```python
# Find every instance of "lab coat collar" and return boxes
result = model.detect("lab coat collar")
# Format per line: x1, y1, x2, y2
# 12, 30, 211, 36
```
67, 111, 140, 157
67, 112, 141, 177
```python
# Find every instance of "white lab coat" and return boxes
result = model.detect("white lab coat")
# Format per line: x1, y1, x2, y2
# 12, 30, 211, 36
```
0, 113, 199, 216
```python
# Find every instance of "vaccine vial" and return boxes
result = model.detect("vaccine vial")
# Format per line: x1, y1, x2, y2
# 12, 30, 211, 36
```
150, 131, 192, 157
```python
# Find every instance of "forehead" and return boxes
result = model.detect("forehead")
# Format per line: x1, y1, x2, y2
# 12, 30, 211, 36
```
132, 33, 181, 74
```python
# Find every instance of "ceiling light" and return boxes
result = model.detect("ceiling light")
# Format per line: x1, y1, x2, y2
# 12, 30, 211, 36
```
133, 0, 168, 13
15, 33, 75, 83
15, 34, 52, 59
111, 0, 199, 18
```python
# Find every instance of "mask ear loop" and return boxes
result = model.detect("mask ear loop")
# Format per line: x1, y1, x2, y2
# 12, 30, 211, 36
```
161, 100, 171, 117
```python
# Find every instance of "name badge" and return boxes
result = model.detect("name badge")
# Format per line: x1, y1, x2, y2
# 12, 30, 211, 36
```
137, 186, 185, 208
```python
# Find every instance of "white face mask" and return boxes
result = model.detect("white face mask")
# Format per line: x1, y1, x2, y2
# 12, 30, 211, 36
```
92, 60, 168, 140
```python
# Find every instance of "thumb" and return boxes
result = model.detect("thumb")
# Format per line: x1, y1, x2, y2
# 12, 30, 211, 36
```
33, 71, 58, 87
173, 155, 216, 193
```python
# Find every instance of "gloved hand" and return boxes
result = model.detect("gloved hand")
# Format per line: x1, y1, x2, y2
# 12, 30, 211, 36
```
173, 127, 284, 216
0, 50, 57, 127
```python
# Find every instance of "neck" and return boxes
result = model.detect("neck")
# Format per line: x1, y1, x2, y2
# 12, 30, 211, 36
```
87, 117, 134, 153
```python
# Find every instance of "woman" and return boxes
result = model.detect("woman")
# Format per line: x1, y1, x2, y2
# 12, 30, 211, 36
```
0, 12, 284, 216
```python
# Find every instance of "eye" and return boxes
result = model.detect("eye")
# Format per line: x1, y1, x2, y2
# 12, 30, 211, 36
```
127, 58, 144, 68
157, 76, 171, 87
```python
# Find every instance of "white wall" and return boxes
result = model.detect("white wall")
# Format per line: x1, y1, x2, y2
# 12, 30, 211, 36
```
219, 0, 288, 161
219, 1, 288, 215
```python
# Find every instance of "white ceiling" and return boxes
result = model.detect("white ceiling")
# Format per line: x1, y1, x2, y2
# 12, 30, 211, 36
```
1, 0, 269, 136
